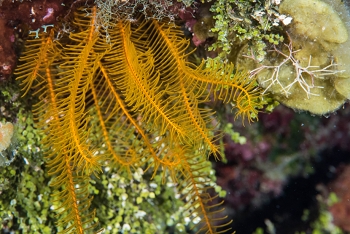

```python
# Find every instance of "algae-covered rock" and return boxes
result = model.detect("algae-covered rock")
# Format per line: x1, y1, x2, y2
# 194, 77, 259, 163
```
244, 0, 350, 115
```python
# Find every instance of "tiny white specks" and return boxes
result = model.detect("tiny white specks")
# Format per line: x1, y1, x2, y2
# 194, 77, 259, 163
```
122, 224, 131, 231
43, 8, 54, 21
30, 6, 35, 15
282, 17, 293, 25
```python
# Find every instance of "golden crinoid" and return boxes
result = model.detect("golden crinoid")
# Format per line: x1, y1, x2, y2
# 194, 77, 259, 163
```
15, 5, 261, 234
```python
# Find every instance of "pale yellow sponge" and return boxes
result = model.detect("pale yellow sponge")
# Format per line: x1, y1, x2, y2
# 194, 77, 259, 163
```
0, 122, 14, 152
280, 0, 348, 50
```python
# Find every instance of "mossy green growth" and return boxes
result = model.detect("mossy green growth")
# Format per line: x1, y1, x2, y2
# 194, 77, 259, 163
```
0, 81, 56, 233
90, 159, 226, 233
91, 167, 187, 233
208, 0, 285, 61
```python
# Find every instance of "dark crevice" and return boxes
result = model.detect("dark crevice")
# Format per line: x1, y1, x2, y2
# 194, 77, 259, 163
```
227, 147, 350, 234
